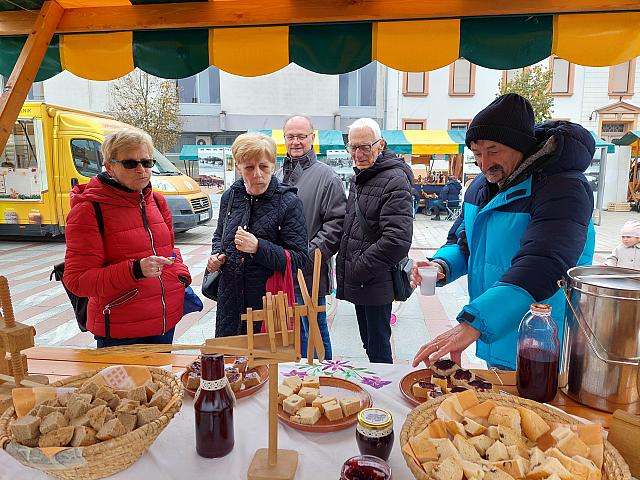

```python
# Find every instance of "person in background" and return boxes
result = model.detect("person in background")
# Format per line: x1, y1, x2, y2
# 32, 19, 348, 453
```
207, 132, 308, 337
277, 115, 346, 359
336, 118, 413, 364
603, 220, 640, 269
430, 175, 462, 221
64, 128, 191, 348
411, 94, 595, 370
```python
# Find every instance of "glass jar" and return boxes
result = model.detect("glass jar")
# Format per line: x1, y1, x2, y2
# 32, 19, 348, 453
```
516, 303, 560, 403
340, 454, 392, 480
355, 408, 394, 461
194, 353, 235, 458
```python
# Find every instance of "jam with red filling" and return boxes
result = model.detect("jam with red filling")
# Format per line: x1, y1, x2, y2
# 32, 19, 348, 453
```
340, 455, 391, 480
355, 408, 394, 461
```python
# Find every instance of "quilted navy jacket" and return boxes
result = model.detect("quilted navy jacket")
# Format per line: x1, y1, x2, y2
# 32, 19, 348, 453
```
336, 150, 414, 305
211, 177, 308, 337
433, 121, 596, 368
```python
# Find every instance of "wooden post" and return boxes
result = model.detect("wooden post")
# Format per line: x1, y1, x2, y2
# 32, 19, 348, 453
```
0, 1, 64, 154
268, 363, 278, 466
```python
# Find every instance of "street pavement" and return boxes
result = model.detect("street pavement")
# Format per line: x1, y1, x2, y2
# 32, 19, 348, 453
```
0, 210, 632, 367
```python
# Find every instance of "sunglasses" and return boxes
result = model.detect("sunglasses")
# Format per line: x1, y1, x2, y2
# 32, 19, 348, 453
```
111, 158, 156, 169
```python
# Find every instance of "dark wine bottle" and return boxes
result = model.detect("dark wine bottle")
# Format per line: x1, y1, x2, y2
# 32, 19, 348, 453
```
194, 353, 235, 458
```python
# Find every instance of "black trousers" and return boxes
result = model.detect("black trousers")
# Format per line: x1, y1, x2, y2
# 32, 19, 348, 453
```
355, 303, 393, 364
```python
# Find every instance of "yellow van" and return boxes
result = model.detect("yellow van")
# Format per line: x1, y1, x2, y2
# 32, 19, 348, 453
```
0, 102, 212, 236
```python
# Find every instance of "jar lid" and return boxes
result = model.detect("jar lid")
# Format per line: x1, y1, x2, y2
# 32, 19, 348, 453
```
358, 408, 392, 430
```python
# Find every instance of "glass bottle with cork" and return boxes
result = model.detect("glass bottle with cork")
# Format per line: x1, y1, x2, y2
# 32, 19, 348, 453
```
516, 303, 560, 403
194, 353, 235, 458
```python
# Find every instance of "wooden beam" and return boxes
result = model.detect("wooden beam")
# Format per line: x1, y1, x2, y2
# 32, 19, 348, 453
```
1, 0, 640, 36
0, 1, 63, 155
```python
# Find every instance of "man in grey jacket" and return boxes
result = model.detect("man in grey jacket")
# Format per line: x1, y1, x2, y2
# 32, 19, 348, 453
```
277, 115, 347, 359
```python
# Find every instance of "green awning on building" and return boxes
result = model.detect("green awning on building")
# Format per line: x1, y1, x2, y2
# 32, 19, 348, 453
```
613, 131, 640, 147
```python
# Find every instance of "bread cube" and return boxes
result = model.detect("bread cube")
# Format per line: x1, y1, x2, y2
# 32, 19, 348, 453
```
35, 405, 65, 418
144, 381, 159, 402
323, 401, 344, 421
91, 398, 108, 408
87, 405, 109, 431
301, 375, 320, 389
282, 376, 302, 393
39, 425, 74, 447
40, 411, 68, 435
489, 406, 522, 436
113, 389, 130, 399
277, 384, 294, 405
431, 456, 463, 480
127, 386, 147, 403
77, 381, 100, 399
290, 406, 321, 425
96, 418, 127, 441
66, 395, 91, 420
70, 426, 97, 447
486, 440, 509, 462
115, 399, 140, 414
148, 387, 172, 410
9, 415, 40, 443
69, 414, 92, 428
243, 372, 261, 388
186, 373, 200, 390
339, 396, 360, 417
136, 406, 162, 427
297, 387, 319, 405
467, 434, 493, 457
117, 413, 137, 433
282, 394, 305, 415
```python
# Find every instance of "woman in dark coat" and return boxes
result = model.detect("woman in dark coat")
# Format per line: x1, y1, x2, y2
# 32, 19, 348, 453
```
207, 133, 308, 337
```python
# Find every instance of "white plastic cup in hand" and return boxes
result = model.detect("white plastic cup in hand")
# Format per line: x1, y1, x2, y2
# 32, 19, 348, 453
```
418, 266, 439, 296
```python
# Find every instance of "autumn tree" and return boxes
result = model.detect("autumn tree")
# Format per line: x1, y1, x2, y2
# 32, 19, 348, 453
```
498, 65, 554, 124
109, 69, 182, 153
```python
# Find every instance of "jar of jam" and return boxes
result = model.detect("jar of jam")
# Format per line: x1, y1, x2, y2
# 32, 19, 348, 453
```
340, 455, 391, 480
355, 408, 394, 461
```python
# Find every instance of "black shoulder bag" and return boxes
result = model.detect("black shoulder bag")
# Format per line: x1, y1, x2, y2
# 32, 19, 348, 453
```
50, 202, 104, 332
202, 190, 235, 301
353, 189, 414, 302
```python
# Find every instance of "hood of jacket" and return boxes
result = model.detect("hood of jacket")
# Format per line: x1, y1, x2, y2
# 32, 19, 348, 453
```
70, 172, 153, 208
353, 149, 414, 184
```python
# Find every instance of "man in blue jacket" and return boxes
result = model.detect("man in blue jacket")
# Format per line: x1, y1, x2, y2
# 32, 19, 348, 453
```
411, 94, 595, 370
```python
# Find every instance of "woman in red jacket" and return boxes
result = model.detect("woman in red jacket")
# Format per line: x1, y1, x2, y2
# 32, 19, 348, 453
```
63, 128, 191, 348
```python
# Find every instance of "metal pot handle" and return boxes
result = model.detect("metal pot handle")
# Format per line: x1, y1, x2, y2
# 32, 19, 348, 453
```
559, 279, 639, 367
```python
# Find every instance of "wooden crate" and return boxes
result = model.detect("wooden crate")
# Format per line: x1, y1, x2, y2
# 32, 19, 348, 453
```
608, 202, 632, 212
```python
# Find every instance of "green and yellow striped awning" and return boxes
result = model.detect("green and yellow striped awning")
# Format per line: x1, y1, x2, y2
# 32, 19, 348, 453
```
383, 130, 466, 155
256, 130, 345, 157
1, 11, 640, 81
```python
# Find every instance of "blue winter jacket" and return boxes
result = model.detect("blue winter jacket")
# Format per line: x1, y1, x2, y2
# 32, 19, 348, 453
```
433, 121, 596, 369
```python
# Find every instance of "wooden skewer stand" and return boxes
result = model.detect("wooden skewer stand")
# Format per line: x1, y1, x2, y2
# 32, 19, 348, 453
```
202, 249, 326, 480
0, 276, 48, 413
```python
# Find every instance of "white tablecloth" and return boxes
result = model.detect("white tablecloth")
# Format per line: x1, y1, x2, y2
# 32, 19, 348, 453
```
0, 361, 419, 480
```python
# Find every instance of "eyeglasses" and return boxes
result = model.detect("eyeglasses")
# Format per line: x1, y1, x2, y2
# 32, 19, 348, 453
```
284, 133, 313, 141
347, 138, 382, 153
111, 158, 156, 169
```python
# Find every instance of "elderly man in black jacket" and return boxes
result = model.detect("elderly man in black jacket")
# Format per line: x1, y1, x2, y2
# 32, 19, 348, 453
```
336, 118, 414, 363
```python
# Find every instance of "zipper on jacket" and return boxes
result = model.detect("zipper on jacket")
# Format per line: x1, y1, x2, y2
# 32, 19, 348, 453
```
141, 193, 167, 335
102, 288, 139, 338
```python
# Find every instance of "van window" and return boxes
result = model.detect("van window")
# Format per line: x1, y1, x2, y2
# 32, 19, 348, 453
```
71, 139, 103, 177
1, 119, 44, 200
1, 120, 38, 168
152, 149, 182, 176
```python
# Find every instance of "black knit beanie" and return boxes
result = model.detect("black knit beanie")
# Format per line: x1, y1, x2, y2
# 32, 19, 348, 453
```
465, 93, 538, 155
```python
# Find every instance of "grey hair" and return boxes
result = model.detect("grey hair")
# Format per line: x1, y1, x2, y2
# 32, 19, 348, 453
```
348, 118, 382, 140
283, 114, 314, 132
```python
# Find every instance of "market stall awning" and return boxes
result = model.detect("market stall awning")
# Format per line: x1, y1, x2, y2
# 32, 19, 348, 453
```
256, 130, 345, 157
1, 9, 640, 80
382, 130, 465, 155
589, 131, 615, 153
179, 145, 200, 161
613, 131, 640, 147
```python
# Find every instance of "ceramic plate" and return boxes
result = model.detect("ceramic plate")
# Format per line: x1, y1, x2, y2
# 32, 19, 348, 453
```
181, 356, 269, 400
277, 376, 372, 432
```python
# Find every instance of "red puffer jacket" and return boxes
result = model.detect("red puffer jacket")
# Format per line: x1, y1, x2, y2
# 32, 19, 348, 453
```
63, 174, 191, 338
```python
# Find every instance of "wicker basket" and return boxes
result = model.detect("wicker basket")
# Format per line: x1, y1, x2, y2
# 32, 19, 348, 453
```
0, 367, 183, 480
400, 392, 631, 480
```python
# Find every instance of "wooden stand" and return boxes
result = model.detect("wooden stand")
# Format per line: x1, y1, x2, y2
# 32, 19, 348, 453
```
202, 249, 326, 480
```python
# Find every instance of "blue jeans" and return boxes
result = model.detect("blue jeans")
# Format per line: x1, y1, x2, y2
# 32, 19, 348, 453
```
355, 303, 393, 364
95, 327, 175, 348
297, 295, 332, 360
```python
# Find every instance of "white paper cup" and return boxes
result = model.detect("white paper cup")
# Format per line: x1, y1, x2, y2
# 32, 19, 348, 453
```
418, 266, 439, 296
